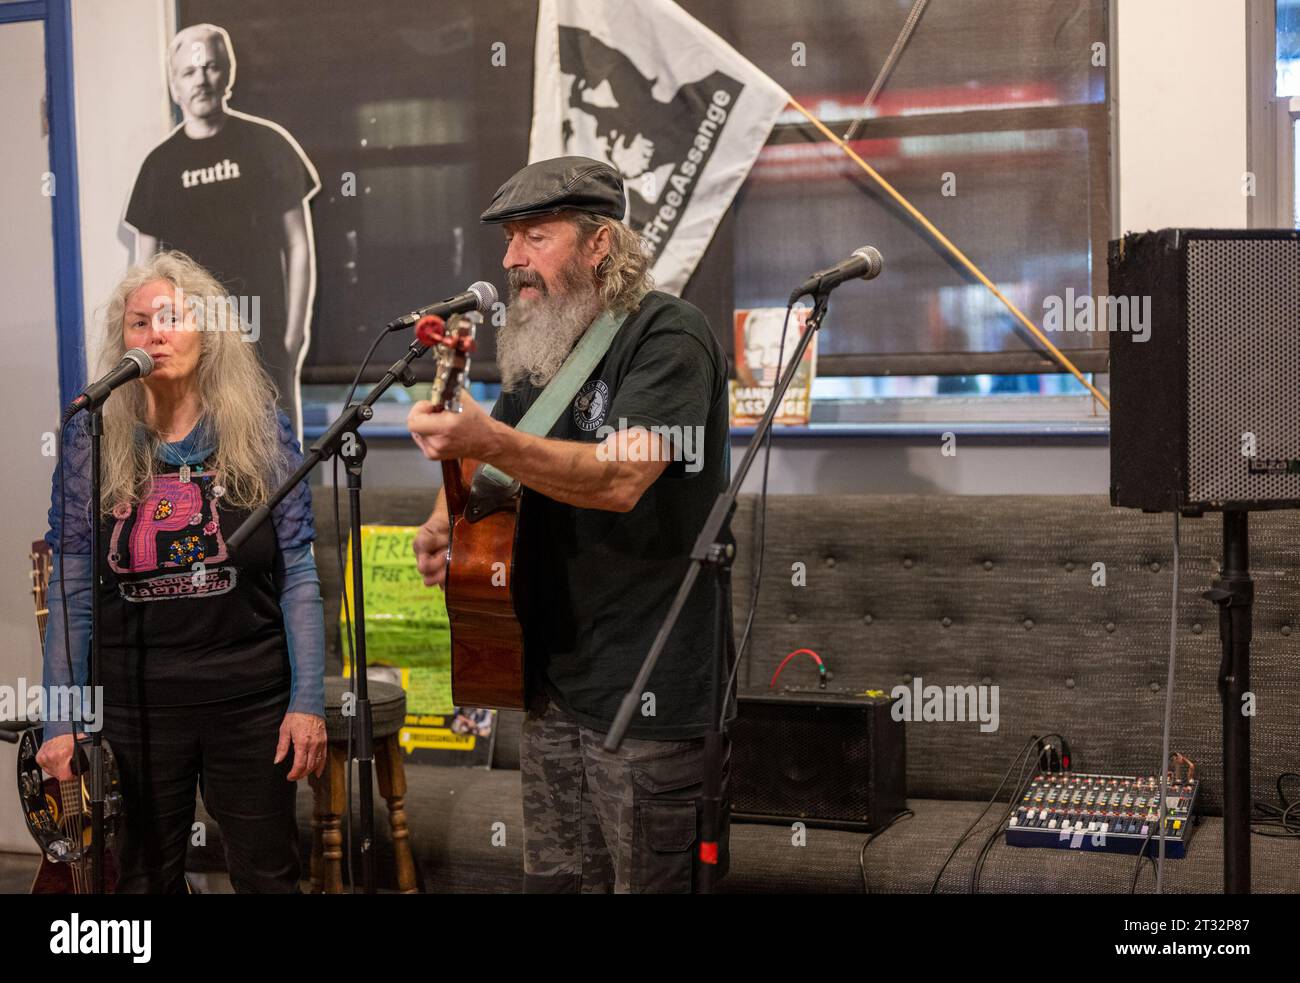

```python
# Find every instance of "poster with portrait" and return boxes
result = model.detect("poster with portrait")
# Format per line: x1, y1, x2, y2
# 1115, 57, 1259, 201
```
122, 23, 320, 438
729, 306, 817, 427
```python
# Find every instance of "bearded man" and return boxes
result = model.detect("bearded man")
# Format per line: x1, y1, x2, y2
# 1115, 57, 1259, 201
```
406, 156, 732, 893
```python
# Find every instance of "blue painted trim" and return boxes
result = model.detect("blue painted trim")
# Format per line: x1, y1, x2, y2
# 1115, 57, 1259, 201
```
44, 0, 87, 406
304, 422, 1112, 443
729, 422, 1110, 440
0, 1, 46, 24
303, 425, 411, 442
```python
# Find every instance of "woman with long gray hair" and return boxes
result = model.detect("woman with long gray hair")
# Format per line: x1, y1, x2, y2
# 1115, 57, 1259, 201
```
37, 250, 326, 893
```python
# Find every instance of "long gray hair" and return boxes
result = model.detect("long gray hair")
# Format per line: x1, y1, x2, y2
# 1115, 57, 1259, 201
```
569, 213, 654, 313
97, 250, 281, 513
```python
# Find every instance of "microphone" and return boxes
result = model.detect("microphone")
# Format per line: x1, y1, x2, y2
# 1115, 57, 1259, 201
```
386, 281, 498, 332
788, 246, 883, 303
62, 348, 154, 422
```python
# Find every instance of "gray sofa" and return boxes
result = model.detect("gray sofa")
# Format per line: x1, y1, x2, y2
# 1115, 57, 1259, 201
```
189, 491, 1300, 892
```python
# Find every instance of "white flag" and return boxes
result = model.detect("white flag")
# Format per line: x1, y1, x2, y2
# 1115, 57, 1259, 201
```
531, 0, 790, 295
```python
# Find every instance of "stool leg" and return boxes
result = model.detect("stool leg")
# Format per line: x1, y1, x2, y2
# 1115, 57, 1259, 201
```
308, 766, 325, 894
309, 743, 347, 894
375, 735, 417, 893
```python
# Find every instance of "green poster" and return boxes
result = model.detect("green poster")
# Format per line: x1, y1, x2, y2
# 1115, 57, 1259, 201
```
342, 526, 495, 766
342, 524, 451, 713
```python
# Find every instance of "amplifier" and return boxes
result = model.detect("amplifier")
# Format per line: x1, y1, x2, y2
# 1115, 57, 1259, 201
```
1109, 228, 1300, 512
731, 689, 906, 832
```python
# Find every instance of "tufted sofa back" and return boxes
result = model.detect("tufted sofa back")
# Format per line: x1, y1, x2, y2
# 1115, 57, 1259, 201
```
311, 489, 1300, 814
729, 495, 1300, 815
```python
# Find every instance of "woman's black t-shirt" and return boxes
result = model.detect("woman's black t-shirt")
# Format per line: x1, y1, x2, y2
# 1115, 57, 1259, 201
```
95, 458, 289, 707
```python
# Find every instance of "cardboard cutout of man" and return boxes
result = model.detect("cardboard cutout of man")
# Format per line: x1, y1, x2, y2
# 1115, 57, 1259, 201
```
124, 23, 320, 436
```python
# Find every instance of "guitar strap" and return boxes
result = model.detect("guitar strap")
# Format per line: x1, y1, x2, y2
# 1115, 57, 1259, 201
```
475, 307, 629, 493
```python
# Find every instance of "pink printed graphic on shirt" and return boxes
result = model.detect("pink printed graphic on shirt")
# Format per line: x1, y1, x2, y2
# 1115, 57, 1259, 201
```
107, 471, 229, 575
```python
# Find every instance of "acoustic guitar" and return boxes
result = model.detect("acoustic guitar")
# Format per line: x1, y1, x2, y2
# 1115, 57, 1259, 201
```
422, 314, 528, 710
18, 541, 124, 893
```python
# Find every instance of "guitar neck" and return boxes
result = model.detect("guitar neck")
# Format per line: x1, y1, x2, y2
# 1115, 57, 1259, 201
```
441, 460, 466, 517
31, 541, 51, 658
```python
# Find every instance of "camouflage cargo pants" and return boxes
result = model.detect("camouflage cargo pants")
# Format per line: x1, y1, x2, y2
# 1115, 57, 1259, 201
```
520, 698, 730, 893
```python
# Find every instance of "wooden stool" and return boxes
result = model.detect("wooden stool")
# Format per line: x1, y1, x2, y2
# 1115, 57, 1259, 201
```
308, 677, 417, 893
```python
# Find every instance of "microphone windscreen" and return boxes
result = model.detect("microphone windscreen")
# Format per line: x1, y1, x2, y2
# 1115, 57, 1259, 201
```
468, 281, 498, 312
852, 246, 883, 279
124, 348, 155, 378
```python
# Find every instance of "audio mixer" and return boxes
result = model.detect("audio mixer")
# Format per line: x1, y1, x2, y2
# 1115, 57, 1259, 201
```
1004, 772, 1199, 858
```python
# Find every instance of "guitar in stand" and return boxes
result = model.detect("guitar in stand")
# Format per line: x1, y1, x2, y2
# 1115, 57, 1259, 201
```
13, 541, 123, 893
422, 314, 528, 710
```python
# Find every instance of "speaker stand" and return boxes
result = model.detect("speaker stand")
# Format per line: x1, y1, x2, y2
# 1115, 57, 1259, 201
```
1201, 509, 1252, 894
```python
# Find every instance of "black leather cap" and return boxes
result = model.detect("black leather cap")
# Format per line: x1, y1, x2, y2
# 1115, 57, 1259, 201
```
480, 156, 626, 224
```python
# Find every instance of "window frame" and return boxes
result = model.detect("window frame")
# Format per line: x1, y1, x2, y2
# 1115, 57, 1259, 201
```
1248, 0, 1298, 228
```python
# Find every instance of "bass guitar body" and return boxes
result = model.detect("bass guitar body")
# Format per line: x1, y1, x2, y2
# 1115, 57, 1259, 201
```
18, 727, 122, 894
21, 541, 122, 893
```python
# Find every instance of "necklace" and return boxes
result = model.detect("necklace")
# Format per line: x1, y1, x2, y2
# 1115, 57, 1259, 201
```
164, 419, 205, 483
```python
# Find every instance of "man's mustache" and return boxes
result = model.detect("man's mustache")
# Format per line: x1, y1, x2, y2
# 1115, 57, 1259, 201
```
508, 269, 548, 299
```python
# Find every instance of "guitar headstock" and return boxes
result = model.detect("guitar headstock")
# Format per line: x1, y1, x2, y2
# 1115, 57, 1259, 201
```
421, 313, 478, 413
30, 541, 51, 644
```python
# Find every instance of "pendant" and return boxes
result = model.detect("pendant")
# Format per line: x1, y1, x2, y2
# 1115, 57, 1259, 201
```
179, 464, 191, 483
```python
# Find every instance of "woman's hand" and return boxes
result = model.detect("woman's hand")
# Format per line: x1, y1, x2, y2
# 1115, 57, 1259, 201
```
275, 711, 328, 781
36, 733, 78, 782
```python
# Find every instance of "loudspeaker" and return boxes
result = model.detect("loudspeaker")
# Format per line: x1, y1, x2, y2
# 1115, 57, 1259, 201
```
731, 689, 905, 831
1109, 228, 1300, 512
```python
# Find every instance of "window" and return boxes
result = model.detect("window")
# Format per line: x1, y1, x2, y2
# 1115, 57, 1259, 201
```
176, 0, 1111, 430
1252, 0, 1299, 230
728, 0, 1111, 381
1281, 0, 1300, 226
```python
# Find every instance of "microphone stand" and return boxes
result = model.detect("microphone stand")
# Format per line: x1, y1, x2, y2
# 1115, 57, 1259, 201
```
87, 406, 106, 894
1203, 510, 1252, 892
603, 288, 833, 894
228, 332, 431, 895
54, 396, 110, 892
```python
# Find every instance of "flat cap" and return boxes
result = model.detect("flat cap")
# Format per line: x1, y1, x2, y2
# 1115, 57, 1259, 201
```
480, 156, 626, 224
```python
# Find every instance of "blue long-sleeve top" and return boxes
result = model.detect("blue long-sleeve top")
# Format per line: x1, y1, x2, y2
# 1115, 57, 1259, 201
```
41, 411, 325, 736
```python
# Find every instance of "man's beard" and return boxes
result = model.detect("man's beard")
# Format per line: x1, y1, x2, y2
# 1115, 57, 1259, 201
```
497, 259, 602, 391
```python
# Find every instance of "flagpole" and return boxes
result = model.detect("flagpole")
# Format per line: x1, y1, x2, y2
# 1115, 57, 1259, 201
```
785, 95, 1110, 412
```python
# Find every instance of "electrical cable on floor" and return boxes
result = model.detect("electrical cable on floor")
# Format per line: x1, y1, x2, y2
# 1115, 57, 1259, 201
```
859, 808, 914, 893
929, 735, 1038, 894
1251, 772, 1300, 837
970, 742, 1056, 893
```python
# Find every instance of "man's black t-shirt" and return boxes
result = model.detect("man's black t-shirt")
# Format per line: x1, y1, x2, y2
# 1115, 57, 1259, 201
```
490, 291, 733, 740
124, 112, 318, 379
